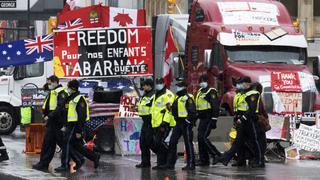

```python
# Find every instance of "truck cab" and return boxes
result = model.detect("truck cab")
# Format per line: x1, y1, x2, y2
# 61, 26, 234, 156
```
186, 0, 320, 115
0, 61, 52, 134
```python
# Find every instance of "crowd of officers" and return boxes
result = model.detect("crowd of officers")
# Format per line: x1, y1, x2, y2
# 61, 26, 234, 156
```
136, 75, 267, 171
32, 75, 100, 172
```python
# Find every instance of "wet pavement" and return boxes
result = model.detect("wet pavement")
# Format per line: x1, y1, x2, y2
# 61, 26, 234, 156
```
1, 128, 320, 180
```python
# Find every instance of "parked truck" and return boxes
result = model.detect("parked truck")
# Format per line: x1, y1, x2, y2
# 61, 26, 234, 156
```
183, 0, 320, 115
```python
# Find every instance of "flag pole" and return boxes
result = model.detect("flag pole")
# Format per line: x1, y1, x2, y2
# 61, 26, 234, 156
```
169, 25, 185, 71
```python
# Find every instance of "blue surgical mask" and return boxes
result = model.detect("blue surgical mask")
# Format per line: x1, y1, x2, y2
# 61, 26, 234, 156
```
176, 86, 185, 92
48, 85, 54, 90
236, 84, 243, 90
199, 82, 208, 88
155, 84, 164, 91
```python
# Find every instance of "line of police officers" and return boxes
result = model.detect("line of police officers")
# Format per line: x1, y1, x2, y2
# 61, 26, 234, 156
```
32, 75, 100, 172
136, 75, 266, 170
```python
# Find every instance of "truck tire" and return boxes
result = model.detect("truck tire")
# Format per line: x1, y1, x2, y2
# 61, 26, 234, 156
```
0, 106, 18, 135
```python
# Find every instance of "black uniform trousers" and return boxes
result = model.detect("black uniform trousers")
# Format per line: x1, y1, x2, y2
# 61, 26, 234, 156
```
39, 125, 66, 167
139, 116, 154, 166
223, 119, 262, 165
198, 117, 221, 164
63, 126, 98, 167
153, 127, 171, 166
257, 128, 267, 165
167, 120, 195, 167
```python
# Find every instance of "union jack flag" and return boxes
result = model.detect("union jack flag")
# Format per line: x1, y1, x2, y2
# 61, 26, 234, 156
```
57, 18, 83, 30
24, 34, 53, 55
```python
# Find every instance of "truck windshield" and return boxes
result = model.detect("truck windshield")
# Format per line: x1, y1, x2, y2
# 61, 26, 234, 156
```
225, 46, 306, 65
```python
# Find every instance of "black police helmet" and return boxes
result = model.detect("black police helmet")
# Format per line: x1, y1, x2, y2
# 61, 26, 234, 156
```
142, 78, 154, 87
68, 79, 80, 90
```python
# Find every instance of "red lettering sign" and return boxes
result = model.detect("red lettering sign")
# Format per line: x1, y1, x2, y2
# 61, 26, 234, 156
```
271, 71, 301, 92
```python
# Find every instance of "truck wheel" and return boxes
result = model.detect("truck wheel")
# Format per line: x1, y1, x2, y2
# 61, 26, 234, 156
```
0, 107, 18, 135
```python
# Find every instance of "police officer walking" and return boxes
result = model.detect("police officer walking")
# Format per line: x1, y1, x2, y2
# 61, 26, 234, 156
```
55, 80, 100, 172
151, 78, 175, 170
33, 75, 68, 171
215, 77, 263, 168
135, 79, 155, 168
195, 75, 221, 166
165, 79, 197, 170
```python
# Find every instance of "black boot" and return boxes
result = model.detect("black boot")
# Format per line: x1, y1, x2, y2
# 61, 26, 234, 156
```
182, 164, 195, 171
32, 162, 48, 171
54, 165, 69, 172
135, 163, 151, 168
0, 149, 9, 162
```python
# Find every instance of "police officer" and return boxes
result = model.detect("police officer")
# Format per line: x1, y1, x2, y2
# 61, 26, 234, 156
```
135, 78, 155, 168
56, 80, 100, 172
215, 77, 263, 168
165, 79, 197, 170
33, 75, 69, 171
151, 78, 175, 170
195, 75, 221, 166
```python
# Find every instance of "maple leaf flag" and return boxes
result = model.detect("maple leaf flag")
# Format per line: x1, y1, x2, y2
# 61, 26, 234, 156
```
163, 26, 177, 87
110, 7, 145, 27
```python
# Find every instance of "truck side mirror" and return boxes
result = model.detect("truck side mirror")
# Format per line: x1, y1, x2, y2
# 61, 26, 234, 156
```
204, 49, 212, 68
13, 66, 26, 80
195, 8, 205, 22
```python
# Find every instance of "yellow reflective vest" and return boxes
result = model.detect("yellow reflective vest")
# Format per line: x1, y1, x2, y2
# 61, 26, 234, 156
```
151, 89, 176, 128
195, 88, 217, 111
42, 87, 67, 111
138, 95, 153, 116
234, 90, 260, 113
177, 94, 194, 118
67, 95, 90, 122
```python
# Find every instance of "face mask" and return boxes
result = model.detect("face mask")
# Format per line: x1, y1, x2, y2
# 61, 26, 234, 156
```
199, 82, 208, 88
155, 84, 164, 91
67, 88, 73, 94
236, 84, 243, 90
48, 85, 54, 90
176, 86, 185, 92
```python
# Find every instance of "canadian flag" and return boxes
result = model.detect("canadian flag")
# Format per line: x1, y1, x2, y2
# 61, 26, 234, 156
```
109, 7, 146, 27
163, 26, 177, 87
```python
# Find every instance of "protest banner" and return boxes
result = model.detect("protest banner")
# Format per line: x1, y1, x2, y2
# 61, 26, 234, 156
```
116, 95, 139, 118
113, 117, 142, 155
293, 124, 320, 152
271, 71, 301, 92
266, 114, 289, 140
53, 27, 153, 78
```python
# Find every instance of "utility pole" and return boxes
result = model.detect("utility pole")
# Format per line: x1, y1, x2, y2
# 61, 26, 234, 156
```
27, 0, 30, 38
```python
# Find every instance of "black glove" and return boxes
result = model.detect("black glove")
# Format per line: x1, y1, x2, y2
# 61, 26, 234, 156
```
160, 109, 166, 114
211, 119, 217, 129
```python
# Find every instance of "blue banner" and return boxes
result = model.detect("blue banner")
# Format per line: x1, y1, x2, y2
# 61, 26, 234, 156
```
0, 34, 53, 67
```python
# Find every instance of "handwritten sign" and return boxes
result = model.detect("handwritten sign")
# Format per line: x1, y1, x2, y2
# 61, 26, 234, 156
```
276, 92, 302, 113
293, 124, 320, 152
266, 114, 289, 140
271, 71, 301, 92
114, 117, 143, 155
117, 95, 139, 118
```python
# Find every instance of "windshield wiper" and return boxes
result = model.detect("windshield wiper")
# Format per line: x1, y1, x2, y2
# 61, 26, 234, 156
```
264, 61, 288, 64
231, 60, 257, 63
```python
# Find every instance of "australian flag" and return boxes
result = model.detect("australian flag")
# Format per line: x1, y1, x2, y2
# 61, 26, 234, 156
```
0, 34, 53, 68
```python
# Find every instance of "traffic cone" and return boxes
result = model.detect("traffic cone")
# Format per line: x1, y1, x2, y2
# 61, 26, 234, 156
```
164, 176, 170, 180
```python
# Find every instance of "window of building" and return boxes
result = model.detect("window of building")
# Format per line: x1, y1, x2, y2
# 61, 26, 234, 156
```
315, 0, 320, 16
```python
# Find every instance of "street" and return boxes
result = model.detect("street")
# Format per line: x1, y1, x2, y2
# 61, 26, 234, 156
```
0, 128, 319, 180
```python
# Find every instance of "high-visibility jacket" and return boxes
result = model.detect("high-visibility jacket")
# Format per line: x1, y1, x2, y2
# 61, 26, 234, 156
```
151, 89, 176, 128
138, 95, 153, 116
42, 87, 67, 111
67, 95, 90, 122
234, 90, 260, 113
195, 88, 217, 111
177, 94, 194, 118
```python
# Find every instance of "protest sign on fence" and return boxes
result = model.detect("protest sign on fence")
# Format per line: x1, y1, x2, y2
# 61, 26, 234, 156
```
113, 117, 142, 155
293, 124, 320, 152
266, 114, 289, 140
271, 71, 301, 92
53, 27, 153, 78
117, 95, 139, 118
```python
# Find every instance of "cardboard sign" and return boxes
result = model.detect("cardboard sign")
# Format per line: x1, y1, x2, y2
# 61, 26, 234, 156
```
285, 146, 300, 160
276, 92, 302, 113
53, 27, 153, 78
271, 71, 301, 92
266, 114, 289, 140
114, 117, 143, 155
21, 84, 47, 107
293, 124, 320, 152
117, 95, 139, 118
